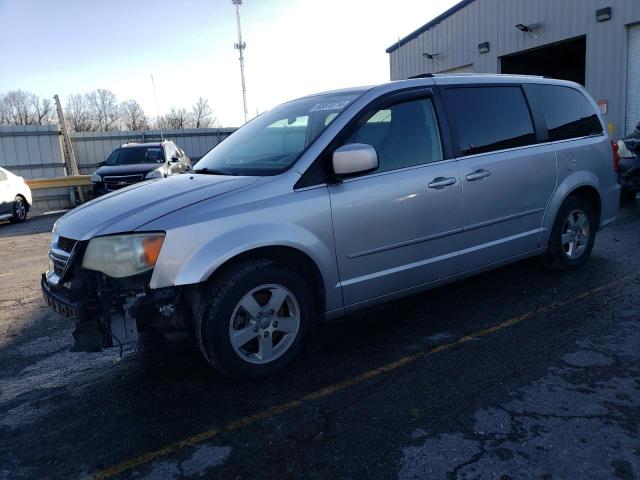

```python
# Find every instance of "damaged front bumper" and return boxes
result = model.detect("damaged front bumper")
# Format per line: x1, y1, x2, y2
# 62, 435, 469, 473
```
41, 252, 188, 353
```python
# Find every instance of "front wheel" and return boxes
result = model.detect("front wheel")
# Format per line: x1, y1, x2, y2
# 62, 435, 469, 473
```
542, 196, 596, 270
196, 260, 313, 380
10, 196, 27, 223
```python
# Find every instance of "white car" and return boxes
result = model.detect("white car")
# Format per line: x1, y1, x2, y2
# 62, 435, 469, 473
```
0, 166, 32, 223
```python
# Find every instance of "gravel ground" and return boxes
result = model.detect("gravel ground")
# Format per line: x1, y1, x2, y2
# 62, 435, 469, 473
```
0, 202, 639, 480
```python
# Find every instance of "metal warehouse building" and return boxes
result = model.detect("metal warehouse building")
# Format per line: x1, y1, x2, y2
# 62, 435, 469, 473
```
387, 0, 640, 138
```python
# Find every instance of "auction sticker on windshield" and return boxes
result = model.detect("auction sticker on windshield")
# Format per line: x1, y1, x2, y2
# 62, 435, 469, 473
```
309, 100, 351, 112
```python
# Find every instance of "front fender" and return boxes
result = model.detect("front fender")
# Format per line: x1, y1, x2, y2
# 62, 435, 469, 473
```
151, 222, 343, 313
185, 222, 334, 283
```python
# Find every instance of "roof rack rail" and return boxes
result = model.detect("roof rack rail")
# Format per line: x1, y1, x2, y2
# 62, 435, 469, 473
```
408, 73, 434, 79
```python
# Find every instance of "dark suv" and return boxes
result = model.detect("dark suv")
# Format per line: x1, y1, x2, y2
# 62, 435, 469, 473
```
90, 141, 191, 197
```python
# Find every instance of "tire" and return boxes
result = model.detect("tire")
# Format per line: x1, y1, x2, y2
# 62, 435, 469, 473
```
196, 259, 313, 380
542, 195, 596, 270
620, 188, 637, 202
10, 196, 27, 223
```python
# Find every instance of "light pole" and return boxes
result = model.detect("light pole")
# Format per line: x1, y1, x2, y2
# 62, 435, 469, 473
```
232, 0, 248, 123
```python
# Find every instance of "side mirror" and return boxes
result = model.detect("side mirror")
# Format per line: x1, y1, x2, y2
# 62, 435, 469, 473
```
332, 143, 379, 177
170, 156, 180, 163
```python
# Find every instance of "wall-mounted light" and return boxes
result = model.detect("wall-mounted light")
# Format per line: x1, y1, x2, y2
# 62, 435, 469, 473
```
422, 52, 442, 65
596, 7, 612, 22
478, 42, 490, 54
515, 23, 540, 38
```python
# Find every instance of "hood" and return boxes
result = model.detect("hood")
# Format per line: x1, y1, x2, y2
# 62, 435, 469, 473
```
55, 174, 257, 240
96, 163, 163, 177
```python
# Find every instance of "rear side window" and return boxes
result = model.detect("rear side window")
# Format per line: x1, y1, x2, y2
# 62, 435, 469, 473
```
445, 86, 536, 156
0, 168, 6, 181
525, 84, 603, 141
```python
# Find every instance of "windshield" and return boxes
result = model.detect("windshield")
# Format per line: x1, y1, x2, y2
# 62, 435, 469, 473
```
104, 146, 165, 166
194, 91, 364, 176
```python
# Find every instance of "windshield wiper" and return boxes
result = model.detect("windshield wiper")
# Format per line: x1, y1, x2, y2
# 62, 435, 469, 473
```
192, 167, 237, 176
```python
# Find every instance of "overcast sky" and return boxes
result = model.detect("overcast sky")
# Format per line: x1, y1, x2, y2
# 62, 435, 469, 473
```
0, 0, 458, 126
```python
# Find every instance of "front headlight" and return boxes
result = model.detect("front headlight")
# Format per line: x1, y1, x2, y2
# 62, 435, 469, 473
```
145, 167, 164, 179
82, 233, 165, 278
90, 172, 101, 182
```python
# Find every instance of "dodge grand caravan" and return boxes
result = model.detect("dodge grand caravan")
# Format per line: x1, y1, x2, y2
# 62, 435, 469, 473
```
42, 75, 619, 379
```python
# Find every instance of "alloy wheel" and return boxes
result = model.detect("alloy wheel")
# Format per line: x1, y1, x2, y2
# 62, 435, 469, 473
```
15, 199, 26, 221
228, 284, 300, 364
561, 209, 590, 259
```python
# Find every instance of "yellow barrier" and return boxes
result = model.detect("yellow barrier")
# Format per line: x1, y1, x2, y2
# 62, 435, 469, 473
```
25, 175, 92, 189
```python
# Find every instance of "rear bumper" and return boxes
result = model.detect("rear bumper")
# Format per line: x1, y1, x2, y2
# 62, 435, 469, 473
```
600, 182, 621, 229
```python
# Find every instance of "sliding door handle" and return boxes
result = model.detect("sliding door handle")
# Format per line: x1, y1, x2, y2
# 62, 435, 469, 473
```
466, 169, 491, 181
428, 177, 457, 189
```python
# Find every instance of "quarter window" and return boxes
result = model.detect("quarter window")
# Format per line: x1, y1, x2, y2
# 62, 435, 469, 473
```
446, 86, 536, 156
342, 98, 443, 173
525, 84, 603, 141
0, 168, 7, 182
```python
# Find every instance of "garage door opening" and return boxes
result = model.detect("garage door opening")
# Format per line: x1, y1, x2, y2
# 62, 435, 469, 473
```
500, 36, 586, 85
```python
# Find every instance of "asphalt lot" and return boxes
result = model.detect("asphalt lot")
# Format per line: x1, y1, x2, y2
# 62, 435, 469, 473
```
1, 203, 639, 480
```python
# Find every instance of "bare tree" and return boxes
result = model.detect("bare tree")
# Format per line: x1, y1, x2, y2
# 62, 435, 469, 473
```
121, 99, 148, 130
3, 90, 36, 125
86, 89, 120, 131
191, 97, 215, 128
33, 96, 54, 125
165, 108, 191, 129
65, 93, 93, 132
0, 94, 9, 125
153, 115, 169, 130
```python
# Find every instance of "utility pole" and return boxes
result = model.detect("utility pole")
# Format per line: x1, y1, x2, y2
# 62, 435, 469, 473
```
232, 0, 248, 123
54, 94, 85, 202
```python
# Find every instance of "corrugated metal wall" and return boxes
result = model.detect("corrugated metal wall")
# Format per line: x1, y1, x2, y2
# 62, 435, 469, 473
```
389, 0, 640, 137
0, 126, 236, 210
0, 125, 69, 210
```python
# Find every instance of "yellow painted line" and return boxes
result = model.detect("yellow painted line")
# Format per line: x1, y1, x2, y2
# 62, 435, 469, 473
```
94, 273, 636, 480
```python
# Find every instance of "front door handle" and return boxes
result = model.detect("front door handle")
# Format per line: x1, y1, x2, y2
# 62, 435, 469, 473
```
466, 169, 491, 181
428, 177, 457, 189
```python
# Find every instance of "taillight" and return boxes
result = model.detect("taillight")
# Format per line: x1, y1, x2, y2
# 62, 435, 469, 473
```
612, 140, 620, 172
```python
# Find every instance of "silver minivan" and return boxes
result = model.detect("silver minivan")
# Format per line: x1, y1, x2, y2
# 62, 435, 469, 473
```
42, 75, 620, 379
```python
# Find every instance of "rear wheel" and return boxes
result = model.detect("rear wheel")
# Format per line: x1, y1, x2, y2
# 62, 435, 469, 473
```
10, 196, 27, 223
196, 260, 313, 380
542, 196, 596, 270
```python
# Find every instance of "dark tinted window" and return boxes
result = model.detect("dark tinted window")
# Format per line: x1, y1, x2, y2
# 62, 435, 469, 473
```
446, 86, 536, 156
526, 84, 603, 141
104, 147, 166, 165
342, 98, 443, 173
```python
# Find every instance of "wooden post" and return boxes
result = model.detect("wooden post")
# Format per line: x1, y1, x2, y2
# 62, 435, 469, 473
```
53, 94, 85, 202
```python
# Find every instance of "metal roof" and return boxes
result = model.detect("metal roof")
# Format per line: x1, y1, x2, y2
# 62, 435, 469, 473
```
386, 0, 477, 53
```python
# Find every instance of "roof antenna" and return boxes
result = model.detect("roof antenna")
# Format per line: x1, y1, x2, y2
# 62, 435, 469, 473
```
150, 73, 164, 142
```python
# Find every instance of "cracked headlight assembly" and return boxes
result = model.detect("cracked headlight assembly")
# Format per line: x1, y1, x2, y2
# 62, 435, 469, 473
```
145, 167, 164, 179
82, 233, 165, 278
